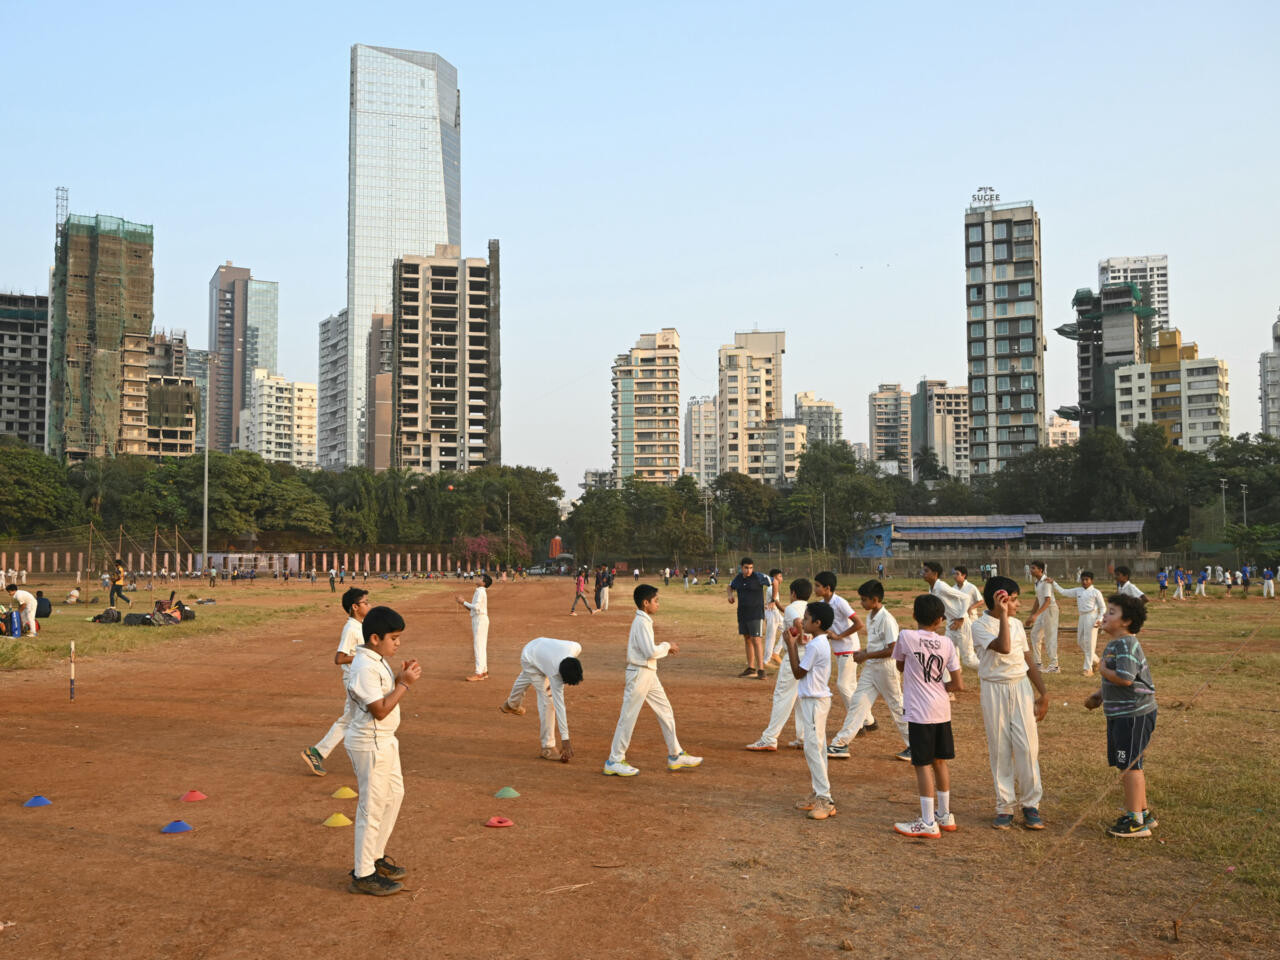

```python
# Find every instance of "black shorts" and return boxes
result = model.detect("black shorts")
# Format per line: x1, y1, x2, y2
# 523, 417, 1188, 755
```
908, 721, 955, 766
1106, 711, 1156, 770
738, 616, 764, 638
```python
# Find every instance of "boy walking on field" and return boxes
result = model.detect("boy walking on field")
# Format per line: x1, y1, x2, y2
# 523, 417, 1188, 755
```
892, 594, 962, 838
603, 584, 702, 777
344, 605, 419, 895
301, 587, 373, 776
785, 600, 837, 820
745, 578, 813, 752
1086, 593, 1159, 838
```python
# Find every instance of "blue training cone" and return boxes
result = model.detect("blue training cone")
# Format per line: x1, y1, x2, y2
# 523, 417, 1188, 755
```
23, 795, 52, 807
161, 820, 194, 834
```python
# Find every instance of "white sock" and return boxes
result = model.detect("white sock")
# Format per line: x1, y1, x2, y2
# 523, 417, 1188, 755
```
936, 790, 950, 819
920, 796, 935, 825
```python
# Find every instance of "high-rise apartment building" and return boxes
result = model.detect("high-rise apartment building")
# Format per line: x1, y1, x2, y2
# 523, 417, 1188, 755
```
145, 375, 199, 458
850, 441, 870, 463
389, 243, 500, 473
1099, 255, 1169, 339
1045, 414, 1080, 447
1054, 283, 1150, 432
611, 328, 680, 485
964, 198, 1045, 474
868, 383, 912, 476
763, 418, 807, 485
207, 262, 278, 453
717, 331, 785, 482
684, 394, 718, 487
1115, 330, 1229, 450
1259, 313, 1280, 437
186, 348, 210, 450
49, 214, 154, 462
237, 367, 317, 467
317, 309, 349, 468
794, 391, 843, 446
581, 469, 613, 492
910, 379, 970, 481
366, 313, 395, 472
338, 45, 462, 468
0, 293, 49, 450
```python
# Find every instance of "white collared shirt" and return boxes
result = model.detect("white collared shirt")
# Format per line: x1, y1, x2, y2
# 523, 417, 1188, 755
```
464, 585, 488, 619
1053, 582, 1106, 617
626, 610, 670, 669
336, 616, 362, 681
864, 606, 900, 654
971, 614, 1031, 683
345, 645, 399, 748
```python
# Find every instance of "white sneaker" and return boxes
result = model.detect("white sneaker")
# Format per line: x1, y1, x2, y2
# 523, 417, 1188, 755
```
667, 752, 702, 771
935, 812, 957, 832
602, 760, 639, 777
786, 739, 805, 750
893, 818, 941, 838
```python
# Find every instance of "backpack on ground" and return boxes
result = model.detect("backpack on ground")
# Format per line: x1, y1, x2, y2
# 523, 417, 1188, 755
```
122, 612, 153, 627
93, 607, 122, 625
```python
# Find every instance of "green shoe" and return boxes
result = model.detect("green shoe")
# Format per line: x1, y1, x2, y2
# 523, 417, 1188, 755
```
300, 747, 326, 777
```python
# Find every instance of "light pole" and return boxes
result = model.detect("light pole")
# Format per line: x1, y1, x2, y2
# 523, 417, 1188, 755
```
1219, 478, 1228, 526
821, 491, 827, 554
1241, 482, 1248, 527
202, 355, 217, 574
506, 490, 511, 569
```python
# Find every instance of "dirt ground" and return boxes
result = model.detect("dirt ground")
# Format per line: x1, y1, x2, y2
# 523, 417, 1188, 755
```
2, 579, 1276, 959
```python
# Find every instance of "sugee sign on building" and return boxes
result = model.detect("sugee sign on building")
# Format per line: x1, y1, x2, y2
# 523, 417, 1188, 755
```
971, 186, 1001, 204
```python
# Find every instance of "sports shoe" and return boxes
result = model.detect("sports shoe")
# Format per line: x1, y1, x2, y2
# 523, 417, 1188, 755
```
300, 747, 326, 777
667, 751, 702, 771
374, 856, 407, 880
1080, 669, 1094, 677
348, 870, 403, 896
755, 669, 766, 679
935, 812, 956, 832
464, 672, 488, 682
745, 740, 778, 752
603, 760, 639, 777
499, 702, 526, 717
786, 739, 805, 750
894, 818, 940, 838
539, 747, 561, 761
767, 653, 782, 668
1022, 807, 1045, 830
794, 793, 818, 811
893, 748, 912, 762
863, 720, 879, 733
736, 667, 755, 678
1107, 814, 1152, 838
1043, 664, 1060, 673
826, 744, 850, 759
1142, 808, 1159, 829
992, 813, 1015, 830
808, 797, 837, 821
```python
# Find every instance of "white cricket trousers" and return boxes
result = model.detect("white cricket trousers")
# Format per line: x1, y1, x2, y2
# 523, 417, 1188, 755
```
760, 654, 803, 747
315, 692, 360, 759
471, 614, 490, 674
1195, 581, 1207, 597
833, 659, 910, 748
764, 609, 783, 658
506, 656, 557, 749
979, 677, 1043, 815
1029, 605, 1059, 668
796, 696, 832, 801
949, 621, 980, 669
1264, 581, 1275, 598
1174, 582, 1184, 599
609, 665, 682, 763
345, 736, 404, 877
1076, 613, 1099, 672
829, 654, 859, 743
600, 586, 610, 611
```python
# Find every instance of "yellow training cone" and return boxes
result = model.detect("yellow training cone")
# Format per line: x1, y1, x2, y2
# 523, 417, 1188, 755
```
323, 812, 353, 827
331, 786, 357, 799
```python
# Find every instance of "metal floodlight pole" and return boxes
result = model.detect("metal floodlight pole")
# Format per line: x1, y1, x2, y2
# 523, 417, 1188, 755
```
1219, 478, 1228, 526
1241, 483, 1248, 527
203, 356, 216, 573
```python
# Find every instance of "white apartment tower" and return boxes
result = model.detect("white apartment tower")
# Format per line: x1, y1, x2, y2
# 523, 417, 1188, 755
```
237, 368, 318, 468
794, 391, 843, 446
612, 328, 680, 485
1259, 313, 1280, 437
684, 395, 719, 486
1099, 255, 1170, 338
717, 331, 785, 483
910, 380, 970, 481
965, 198, 1046, 474
868, 383, 912, 476
327, 46, 462, 468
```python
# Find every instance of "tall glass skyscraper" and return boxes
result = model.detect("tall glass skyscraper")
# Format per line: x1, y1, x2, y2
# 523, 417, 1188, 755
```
329, 45, 461, 468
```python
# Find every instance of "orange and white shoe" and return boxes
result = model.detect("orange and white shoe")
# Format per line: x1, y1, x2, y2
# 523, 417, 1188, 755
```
465, 672, 488, 682
894, 818, 941, 838
936, 812, 957, 832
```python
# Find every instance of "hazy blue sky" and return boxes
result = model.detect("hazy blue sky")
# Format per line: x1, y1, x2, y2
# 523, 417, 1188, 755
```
3, 0, 1277, 493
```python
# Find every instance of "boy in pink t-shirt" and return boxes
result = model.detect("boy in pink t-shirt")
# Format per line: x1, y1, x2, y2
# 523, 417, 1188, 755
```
892, 594, 964, 838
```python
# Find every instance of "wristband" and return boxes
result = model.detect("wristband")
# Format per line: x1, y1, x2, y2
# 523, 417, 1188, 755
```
397, 681, 409, 691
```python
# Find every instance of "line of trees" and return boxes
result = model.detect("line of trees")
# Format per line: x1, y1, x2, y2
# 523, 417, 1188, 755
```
4, 424, 1279, 566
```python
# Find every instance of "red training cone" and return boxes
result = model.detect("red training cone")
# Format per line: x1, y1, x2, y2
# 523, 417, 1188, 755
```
180, 790, 207, 802
484, 816, 514, 828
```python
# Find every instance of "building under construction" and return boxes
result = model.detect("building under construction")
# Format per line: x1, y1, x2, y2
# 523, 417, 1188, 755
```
49, 214, 155, 461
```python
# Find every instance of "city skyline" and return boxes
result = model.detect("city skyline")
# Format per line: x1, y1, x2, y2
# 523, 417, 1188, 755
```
3, 1, 1278, 489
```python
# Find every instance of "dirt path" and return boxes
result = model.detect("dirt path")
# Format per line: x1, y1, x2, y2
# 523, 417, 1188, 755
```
2, 580, 1273, 959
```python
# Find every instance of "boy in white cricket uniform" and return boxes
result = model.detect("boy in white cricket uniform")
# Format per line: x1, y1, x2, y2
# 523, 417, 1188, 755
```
455, 574, 491, 681
5, 584, 37, 635
971, 577, 1048, 831
500, 637, 584, 761
301, 587, 372, 776
953, 566, 985, 625
763, 568, 785, 666
816, 572, 872, 749
1025, 561, 1060, 672
786, 601, 837, 820
1051, 570, 1107, 675
922, 562, 980, 669
604, 584, 702, 776
827, 580, 912, 761
746, 578, 813, 751
1114, 566, 1147, 604
343, 605, 419, 896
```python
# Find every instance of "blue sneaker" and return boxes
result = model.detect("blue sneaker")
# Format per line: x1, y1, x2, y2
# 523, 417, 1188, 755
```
1022, 807, 1045, 830
826, 744, 850, 759
992, 813, 1014, 830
